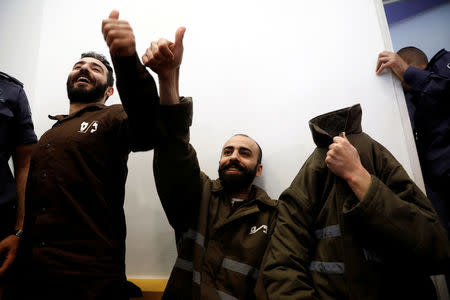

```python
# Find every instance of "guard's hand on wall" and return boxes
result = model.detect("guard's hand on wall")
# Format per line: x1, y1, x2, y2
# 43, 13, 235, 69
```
0, 235, 19, 276
142, 27, 186, 81
326, 132, 371, 200
102, 10, 136, 57
376, 51, 409, 81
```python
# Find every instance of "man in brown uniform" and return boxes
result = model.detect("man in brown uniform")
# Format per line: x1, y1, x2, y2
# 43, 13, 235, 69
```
143, 29, 278, 299
7, 11, 160, 300
260, 105, 449, 300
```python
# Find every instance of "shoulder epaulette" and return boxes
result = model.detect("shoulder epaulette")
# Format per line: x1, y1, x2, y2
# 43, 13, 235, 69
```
0, 71, 24, 87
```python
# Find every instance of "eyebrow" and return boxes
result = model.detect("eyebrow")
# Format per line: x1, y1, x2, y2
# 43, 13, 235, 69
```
73, 61, 105, 72
223, 146, 253, 153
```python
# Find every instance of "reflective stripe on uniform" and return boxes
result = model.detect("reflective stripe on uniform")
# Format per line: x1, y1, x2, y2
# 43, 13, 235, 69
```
217, 290, 239, 300
314, 225, 341, 239
174, 257, 193, 272
193, 270, 201, 285
183, 229, 205, 247
309, 261, 345, 274
222, 258, 259, 280
174, 258, 202, 284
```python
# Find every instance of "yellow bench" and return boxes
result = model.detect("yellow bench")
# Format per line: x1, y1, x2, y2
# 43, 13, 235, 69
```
129, 279, 168, 300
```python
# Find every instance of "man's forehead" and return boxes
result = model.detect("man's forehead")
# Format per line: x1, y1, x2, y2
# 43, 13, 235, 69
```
75, 57, 107, 71
223, 135, 258, 152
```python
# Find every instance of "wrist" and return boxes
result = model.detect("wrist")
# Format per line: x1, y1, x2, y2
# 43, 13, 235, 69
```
345, 166, 372, 200
14, 229, 24, 240
158, 68, 179, 83
159, 69, 180, 105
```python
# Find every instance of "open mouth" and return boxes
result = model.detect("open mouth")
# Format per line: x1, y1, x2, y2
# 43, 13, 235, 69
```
76, 76, 90, 83
228, 167, 241, 171
225, 164, 245, 172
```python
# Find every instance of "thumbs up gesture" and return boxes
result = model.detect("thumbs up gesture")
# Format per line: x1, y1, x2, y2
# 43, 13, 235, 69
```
142, 27, 186, 80
102, 10, 136, 57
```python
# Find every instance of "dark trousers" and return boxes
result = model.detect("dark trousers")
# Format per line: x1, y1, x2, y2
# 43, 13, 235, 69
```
0, 202, 16, 289
425, 176, 450, 294
4, 274, 139, 300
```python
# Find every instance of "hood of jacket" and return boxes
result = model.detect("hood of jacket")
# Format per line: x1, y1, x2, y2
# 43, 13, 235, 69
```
309, 104, 363, 147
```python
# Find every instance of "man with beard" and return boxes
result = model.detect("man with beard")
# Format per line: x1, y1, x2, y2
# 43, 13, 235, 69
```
6, 11, 160, 300
146, 28, 278, 299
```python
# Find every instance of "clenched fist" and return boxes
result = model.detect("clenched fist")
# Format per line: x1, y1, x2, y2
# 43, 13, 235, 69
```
325, 132, 371, 200
102, 10, 136, 57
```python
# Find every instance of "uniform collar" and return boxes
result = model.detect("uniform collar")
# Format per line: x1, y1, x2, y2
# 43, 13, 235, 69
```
426, 48, 447, 70
211, 179, 277, 207
49, 103, 106, 122
308, 104, 363, 148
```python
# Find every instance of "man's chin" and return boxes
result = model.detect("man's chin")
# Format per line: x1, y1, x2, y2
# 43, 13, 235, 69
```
67, 88, 104, 104
220, 174, 255, 191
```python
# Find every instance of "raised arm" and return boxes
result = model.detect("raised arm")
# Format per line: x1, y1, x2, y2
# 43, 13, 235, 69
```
142, 26, 186, 105
327, 133, 449, 272
403, 66, 450, 99
376, 50, 450, 99
141, 28, 203, 232
102, 10, 161, 150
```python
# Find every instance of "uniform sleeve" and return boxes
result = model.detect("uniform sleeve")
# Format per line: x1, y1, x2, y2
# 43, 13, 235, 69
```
13, 88, 37, 145
343, 145, 450, 274
260, 153, 324, 300
111, 53, 162, 151
403, 66, 450, 100
153, 98, 204, 233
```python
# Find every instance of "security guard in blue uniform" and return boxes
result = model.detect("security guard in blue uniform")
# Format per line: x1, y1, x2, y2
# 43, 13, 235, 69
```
377, 48, 450, 294
0, 71, 37, 289
377, 48, 450, 233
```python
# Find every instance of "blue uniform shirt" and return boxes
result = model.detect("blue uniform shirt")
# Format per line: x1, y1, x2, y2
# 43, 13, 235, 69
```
403, 49, 450, 183
403, 50, 450, 233
0, 72, 37, 206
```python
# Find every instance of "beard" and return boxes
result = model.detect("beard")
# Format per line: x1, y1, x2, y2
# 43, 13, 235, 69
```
218, 161, 258, 193
66, 72, 108, 104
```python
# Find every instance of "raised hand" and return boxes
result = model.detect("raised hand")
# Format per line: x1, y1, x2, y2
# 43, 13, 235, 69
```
142, 27, 186, 80
102, 10, 136, 57
376, 51, 409, 81
325, 132, 371, 200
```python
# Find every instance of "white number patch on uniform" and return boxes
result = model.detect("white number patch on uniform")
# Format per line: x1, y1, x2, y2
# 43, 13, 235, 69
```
79, 121, 99, 134
249, 225, 268, 235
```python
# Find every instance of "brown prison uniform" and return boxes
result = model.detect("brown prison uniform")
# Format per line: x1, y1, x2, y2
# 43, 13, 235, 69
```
9, 54, 160, 300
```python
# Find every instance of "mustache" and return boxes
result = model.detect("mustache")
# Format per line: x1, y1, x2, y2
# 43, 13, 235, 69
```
71, 69, 94, 84
223, 161, 245, 171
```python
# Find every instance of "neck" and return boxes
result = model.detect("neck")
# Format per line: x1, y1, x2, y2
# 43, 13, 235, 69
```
69, 99, 104, 115
230, 185, 252, 200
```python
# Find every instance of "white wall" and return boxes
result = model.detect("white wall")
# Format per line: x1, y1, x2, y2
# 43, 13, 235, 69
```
0, 0, 419, 278
0, 0, 44, 117
388, 2, 450, 59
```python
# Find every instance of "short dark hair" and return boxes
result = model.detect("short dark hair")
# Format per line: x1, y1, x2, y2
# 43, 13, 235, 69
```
233, 134, 263, 164
81, 52, 114, 87
397, 47, 428, 67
